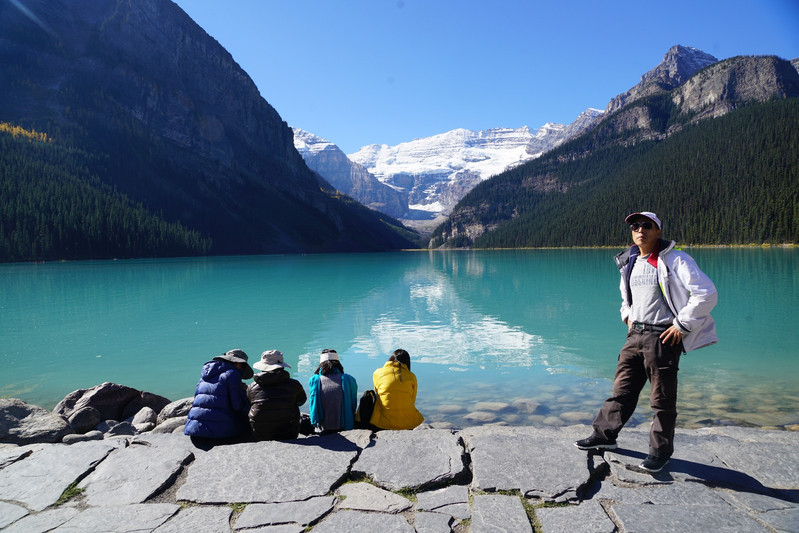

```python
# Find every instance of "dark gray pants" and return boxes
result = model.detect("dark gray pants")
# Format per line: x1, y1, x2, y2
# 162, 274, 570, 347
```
592, 328, 682, 457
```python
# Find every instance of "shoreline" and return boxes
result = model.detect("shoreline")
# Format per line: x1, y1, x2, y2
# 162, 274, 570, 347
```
2, 242, 796, 265
1, 422, 797, 532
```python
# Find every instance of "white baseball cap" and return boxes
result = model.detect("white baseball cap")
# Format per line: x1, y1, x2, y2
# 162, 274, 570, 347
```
625, 211, 662, 229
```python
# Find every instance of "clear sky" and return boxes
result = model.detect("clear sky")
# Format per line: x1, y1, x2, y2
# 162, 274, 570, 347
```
172, 0, 799, 154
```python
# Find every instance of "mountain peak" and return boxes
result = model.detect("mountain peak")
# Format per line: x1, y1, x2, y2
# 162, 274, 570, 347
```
606, 45, 718, 113
650, 45, 719, 84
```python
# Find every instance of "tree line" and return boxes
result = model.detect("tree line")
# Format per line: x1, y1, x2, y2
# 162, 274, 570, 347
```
0, 128, 212, 262
431, 98, 799, 248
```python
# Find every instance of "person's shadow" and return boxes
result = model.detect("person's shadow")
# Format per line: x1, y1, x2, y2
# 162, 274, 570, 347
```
602, 448, 798, 503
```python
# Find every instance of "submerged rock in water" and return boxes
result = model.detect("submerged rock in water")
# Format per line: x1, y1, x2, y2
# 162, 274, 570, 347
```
511, 398, 544, 414
473, 402, 510, 412
463, 411, 498, 423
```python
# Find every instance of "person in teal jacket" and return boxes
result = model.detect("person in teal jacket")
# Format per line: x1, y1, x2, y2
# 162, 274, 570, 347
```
308, 349, 357, 433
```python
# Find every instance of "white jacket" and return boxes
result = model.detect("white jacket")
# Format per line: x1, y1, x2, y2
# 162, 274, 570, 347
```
616, 240, 718, 352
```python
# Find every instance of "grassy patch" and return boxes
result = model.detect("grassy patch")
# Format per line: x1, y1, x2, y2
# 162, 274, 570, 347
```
527, 500, 572, 532
393, 487, 418, 502
55, 482, 84, 506
229, 502, 247, 513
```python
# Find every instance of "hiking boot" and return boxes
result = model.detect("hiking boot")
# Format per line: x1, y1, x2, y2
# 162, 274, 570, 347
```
640, 455, 670, 473
574, 435, 617, 450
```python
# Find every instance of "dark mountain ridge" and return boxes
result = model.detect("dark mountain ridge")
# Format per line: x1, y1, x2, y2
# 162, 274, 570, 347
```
431, 50, 799, 248
0, 0, 416, 260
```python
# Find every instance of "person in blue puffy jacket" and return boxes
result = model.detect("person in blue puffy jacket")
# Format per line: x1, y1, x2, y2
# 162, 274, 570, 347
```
184, 349, 254, 441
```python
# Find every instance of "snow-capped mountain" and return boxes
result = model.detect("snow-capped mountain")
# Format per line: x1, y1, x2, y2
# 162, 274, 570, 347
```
293, 129, 407, 218
346, 108, 603, 220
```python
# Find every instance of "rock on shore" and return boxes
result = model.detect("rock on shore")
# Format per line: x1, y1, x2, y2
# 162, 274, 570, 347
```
1, 421, 798, 531
1, 386, 798, 531
1, 384, 190, 446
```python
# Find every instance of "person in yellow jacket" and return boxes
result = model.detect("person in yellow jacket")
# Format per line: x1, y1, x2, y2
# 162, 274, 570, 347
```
369, 349, 424, 430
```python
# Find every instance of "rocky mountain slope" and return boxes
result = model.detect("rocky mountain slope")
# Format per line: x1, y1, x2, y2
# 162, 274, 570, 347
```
293, 129, 408, 219
431, 50, 799, 248
590, 54, 799, 144
0, 0, 415, 257
605, 45, 718, 114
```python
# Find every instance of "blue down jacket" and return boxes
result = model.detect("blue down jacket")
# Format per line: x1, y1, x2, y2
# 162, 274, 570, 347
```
184, 360, 250, 439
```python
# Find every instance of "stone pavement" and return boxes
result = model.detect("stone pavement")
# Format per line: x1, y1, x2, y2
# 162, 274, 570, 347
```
0, 424, 797, 532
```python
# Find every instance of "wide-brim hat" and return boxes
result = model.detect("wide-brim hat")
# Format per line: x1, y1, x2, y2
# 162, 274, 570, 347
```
625, 211, 662, 230
213, 349, 254, 379
254, 349, 291, 372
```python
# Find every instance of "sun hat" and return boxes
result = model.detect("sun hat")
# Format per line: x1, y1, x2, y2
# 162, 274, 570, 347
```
213, 348, 254, 379
319, 349, 339, 363
625, 211, 662, 230
254, 350, 290, 372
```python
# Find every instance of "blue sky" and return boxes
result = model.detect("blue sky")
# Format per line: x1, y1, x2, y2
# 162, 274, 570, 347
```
173, 0, 799, 154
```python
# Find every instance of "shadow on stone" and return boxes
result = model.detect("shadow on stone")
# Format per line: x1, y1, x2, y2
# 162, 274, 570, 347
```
609, 447, 798, 503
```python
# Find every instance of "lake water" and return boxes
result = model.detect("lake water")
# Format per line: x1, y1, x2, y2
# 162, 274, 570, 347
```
2, 249, 797, 430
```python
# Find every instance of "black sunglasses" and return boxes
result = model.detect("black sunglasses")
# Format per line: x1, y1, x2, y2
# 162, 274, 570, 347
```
629, 221, 654, 231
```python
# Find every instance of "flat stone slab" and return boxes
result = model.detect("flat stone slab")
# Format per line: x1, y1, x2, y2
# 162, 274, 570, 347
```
463, 425, 590, 501
234, 496, 336, 528
470, 494, 533, 533
78, 441, 193, 506
0, 441, 115, 511
591, 477, 727, 505
309, 510, 415, 532
237, 525, 304, 533
414, 511, 456, 533
611, 503, 770, 532
152, 505, 232, 533
701, 430, 799, 490
0, 501, 28, 529
0, 444, 37, 469
536, 500, 615, 533
416, 485, 469, 510
756, 507, 799, 532
337, 482, 412, 513
50, 503, 179, 532
603, 427, 799, 495
1, 507, 80, 533
416, 484, 470, 520
352, 429, 466, 491
177, 435, 359, 504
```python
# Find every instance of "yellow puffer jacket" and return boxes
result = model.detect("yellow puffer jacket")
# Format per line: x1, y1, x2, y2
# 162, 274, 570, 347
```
369, 361, 424, 430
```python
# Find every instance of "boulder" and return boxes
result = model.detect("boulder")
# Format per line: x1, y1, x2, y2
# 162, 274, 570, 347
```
156, 397, 194, 425
94, 420, 119, 433
68, 406, 102, 434
120, 391, 172, 421
151, 417, 187, 434
0, 399, 73, 445
105, 421, 137, 437
54, 383, 142, 421
129, 407, 157, 433
63, 430, 104, 444
131, 407, 157, 425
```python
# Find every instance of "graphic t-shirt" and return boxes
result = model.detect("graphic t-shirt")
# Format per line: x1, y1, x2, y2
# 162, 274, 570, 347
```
629, 255, 674, 326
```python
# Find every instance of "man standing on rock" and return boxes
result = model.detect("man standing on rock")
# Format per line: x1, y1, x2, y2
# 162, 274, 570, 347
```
575, 212, 718, 473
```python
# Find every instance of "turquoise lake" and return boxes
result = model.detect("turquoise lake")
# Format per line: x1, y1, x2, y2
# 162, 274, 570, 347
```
2, 249, 797, 430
